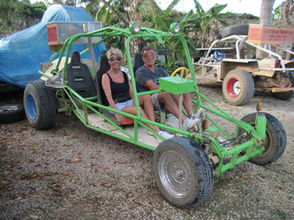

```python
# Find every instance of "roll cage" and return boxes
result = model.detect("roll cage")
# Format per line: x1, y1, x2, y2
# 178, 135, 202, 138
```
40, 25, 267, 177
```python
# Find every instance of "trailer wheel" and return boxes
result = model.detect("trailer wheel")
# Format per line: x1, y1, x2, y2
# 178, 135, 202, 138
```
240, 112, 287, 165
222, 69, 254, 106
152, 137, 214, 208
24, 80, 56, 130
0, 104, 25, 123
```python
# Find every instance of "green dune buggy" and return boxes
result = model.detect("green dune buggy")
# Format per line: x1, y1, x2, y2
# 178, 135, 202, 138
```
23, 23, 287, 208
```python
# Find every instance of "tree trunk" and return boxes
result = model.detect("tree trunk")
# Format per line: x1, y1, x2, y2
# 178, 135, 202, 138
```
260, 0, 275, 25
257, 0, 275, 59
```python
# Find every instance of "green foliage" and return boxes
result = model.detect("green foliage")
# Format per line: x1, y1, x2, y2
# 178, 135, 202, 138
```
189, 0, 232, 47
273, 4, 282, 20
83, 0, 230, 68
92, 0, 131, 27
0, 0, 46, 33
51, 0, 75, 5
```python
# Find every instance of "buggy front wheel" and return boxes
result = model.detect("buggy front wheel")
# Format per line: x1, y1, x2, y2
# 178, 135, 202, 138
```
152, 137, 214, 208
240, 112, 287, 165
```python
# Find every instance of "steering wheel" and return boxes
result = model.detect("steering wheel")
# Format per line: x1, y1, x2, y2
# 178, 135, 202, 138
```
213, 50, 225, 62
170, 67, 189, 79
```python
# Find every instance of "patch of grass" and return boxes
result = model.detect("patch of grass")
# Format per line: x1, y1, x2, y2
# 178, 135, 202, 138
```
212, 195, 221, 202
44, 188, 53, 194
0, 142, 7, 149
14, 170, 32, 179
27, 157, 35, 163
70, 177, 80, 183
254, 196, 261, 202
128, 204, 135, 209
275, 209, 287, 220
0, 178, 10, 192
50, 196, 65, 205
215, 209, 228, 216
14, 171, 41, 180
183, 216, 192, 220
46, 177, 58, 184
113, 187, 123, 193
43, 170, 55, 176
0, 177, 8, 185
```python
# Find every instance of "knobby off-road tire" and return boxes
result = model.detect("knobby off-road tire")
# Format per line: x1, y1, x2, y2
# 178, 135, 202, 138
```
24, 80, 56, 130
220, 24, 249, 38
272, 72, 294, 100
0, 104, 25, 123
152, 137, 214, 208
240, 112, 287, 165
222, 69, 254, 106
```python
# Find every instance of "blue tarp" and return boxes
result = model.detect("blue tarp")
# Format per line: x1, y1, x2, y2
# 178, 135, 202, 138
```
0, 4, 105, 87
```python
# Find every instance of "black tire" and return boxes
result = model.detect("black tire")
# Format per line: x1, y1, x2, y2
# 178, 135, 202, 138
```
152, 137, 214, 208
220, 24, 249, 38
222, 69, 254, 106
24, 80, 56, 130
240, 112, 287, 165
0, 104, 25, 123
272, 72, 294, 100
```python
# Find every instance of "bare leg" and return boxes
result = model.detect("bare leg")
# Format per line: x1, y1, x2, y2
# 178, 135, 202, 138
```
157, 92, 181, 119
183, 93, 193, 118
139, 95, 155, 121
122, 106, 159, 132
171, 93, 193, 118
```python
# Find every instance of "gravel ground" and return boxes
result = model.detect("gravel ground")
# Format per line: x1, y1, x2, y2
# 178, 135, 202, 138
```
0, 86, 293, 220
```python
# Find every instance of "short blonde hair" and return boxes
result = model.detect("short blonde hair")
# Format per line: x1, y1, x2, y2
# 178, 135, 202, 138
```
106, 47, 123, 60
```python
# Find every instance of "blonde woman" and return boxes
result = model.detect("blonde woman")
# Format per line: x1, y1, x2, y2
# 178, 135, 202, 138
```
101, 48, 173, 139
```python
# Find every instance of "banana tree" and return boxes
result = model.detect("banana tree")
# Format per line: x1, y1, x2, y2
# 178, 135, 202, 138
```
190, 0, 231, 48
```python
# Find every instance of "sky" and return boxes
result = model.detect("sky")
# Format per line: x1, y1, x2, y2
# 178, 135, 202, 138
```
157, 0, 284, 17
30, 0, 284, 17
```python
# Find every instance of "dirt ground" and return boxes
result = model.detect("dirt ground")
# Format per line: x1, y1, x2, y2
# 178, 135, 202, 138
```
0, 86, 293, 220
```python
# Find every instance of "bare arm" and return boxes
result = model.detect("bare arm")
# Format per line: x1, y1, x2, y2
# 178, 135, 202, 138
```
128, 79, 134, 99
101, 74, 117, 110
144, 80, 159, 90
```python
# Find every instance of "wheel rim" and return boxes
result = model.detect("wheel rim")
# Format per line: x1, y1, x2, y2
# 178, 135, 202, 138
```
263, 129, 272, 155
249, 123, 272, 157
226, 77, 241, 98
26, 94, 37, 120
158, 151, 192, 198
0, 105, 19, 113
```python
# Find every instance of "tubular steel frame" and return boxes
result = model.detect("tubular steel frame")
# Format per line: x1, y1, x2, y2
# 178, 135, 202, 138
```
41, 26, 267, 177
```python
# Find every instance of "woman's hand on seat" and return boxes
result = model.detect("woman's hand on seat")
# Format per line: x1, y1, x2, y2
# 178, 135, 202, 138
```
115, 113, 124, 123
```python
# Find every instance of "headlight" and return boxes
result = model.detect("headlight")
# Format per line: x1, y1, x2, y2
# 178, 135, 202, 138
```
129, 22, 140, 33
170, 23, 180, 33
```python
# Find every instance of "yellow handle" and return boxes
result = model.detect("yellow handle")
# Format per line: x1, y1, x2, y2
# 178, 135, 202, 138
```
171, 67, 189, 79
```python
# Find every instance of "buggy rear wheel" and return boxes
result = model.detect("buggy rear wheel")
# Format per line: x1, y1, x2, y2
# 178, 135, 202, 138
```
152, 137, 214, 208
240, 112, 287, 165
24, 80, 56, 130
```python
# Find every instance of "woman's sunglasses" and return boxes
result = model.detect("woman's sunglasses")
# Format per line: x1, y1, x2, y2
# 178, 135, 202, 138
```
109, 56, 122, 62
